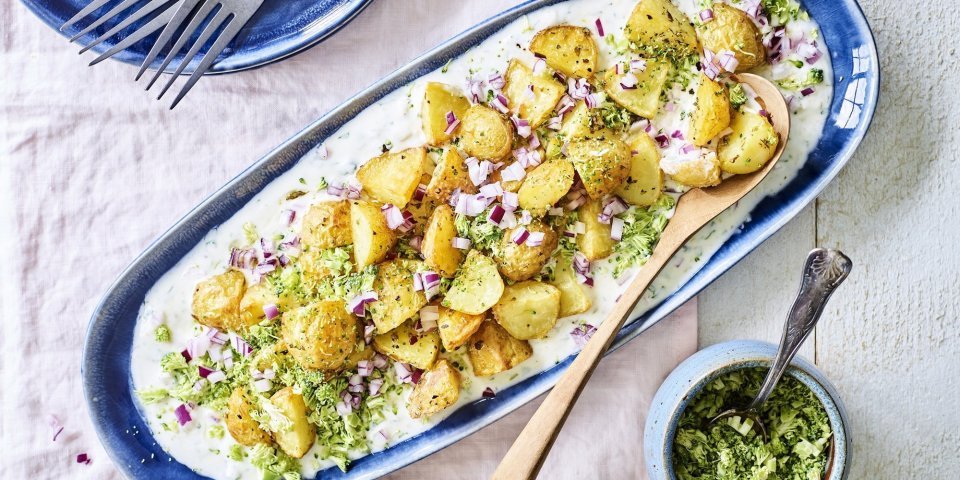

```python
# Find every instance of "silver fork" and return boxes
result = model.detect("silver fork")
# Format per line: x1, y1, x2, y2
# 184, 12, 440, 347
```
62, 0, 265, 109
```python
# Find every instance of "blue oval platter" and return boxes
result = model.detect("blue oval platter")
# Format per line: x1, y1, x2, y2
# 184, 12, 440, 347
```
83, 0, 879, 478
20, 0, 375, 73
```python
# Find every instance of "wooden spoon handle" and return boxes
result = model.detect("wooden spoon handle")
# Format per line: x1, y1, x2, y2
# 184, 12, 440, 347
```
491, 211, 701, 480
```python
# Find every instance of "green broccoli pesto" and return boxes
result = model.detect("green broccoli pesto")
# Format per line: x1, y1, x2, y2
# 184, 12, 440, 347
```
728, 84, 748, 110
777, 69, 824, 91
154, 324, 172, 343
673, 368, 832, 480
762, 0, 804, 25
611, 194, 675, 277
455, 209, 504, 254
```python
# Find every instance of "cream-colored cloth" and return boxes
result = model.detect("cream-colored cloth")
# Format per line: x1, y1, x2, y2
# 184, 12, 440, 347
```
0, 1, 697, 478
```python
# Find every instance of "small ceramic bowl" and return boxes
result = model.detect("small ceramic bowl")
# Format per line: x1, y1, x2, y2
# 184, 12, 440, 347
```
644, 340, 851, 480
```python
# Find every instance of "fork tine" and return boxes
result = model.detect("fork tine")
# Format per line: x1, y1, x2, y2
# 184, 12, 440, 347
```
135, 0, 205, 81
88, 5, 178, 65
157, 7, 229, 100
79, 0, 174, 55
169, 13, 245, 109
61, 0, 112, 31
68, 0, 142, 42
144, 0, 217, 90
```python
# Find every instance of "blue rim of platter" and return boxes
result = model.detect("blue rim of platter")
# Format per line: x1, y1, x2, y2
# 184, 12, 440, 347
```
82, 0, 879, 478
19, 0, 375, 74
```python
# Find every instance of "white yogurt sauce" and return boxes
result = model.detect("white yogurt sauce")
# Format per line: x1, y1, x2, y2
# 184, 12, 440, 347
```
130, 0, 832, 477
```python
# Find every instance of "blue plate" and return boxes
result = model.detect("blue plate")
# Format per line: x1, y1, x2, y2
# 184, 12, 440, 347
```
20, 0, 375, 73
83, 0, 879, 478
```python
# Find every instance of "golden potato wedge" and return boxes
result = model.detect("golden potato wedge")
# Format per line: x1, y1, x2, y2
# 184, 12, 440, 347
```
238, 282, 279, 328
615, 132, 663, 206
281, 300, 359, 371
369, 259, 428, 334
625, 0, 699, 59
567, 137, 632, 199
300, 200, 352, 250
503, 59, 566, 128
530, 25, 599, 78
558, 101, 607, 141
350, 200, 398, 269
437, 307, 485, 350
492, 281, 562, 340
517, 157, 575, 216
270, 387, 315, 459
442, 250, 504, 315
225, 388, 271, 447
549, 256, 592, 317
421, 82, 471, 145
577, 199, 617, 260
718, 110, 779, 174
356, 147, 426, 208
665, 150, 722, 187
603, 58, 671, 119
421, 204, 463, 277
690, 75, 731, 146
493, 221, 559, 281
459, 105, 514, 161
372, 320, 441, 370
407, 359, 461, 419
426, 148, 477, 203
697, 3, 766, 71
192, 270, 245, 331
467, 320, 533, 377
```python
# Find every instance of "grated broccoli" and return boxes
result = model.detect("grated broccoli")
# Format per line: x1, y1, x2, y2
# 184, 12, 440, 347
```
777, 68, 824, 91
611, 195, 675, 277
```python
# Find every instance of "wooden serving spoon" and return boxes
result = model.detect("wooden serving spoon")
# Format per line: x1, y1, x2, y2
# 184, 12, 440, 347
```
491, 73, 790, 480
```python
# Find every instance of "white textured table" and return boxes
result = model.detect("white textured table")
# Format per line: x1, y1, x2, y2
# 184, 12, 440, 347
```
699, 0, 960, 477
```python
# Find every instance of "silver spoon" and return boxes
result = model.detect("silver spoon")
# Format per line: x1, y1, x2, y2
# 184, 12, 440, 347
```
708, 248, 853, 440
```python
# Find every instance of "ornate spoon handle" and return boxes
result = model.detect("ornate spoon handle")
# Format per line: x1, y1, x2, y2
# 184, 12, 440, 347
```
746, 248, 852, 411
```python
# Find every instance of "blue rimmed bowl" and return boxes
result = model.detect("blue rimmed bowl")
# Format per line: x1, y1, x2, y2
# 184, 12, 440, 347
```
82, 0, 878, 478
644, 341, 851, 480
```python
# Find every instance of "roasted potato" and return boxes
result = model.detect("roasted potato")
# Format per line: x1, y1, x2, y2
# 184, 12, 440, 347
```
407, 359, 461, 419
421, 82, 471, 145
517, 157, 575, 216
238, 283, 279, 328
350, 200, 397, 269
690, 75, 731, 146
442, 250, 504, 315
558, 101, 608, 141
459, 104, 514, 161
493, 221, 558, 281
717, 110, 779, 174
492, 281, 562, 340
615, 132, 663, 206
603, 58, 671, 119
300, 200, 352, 250
372, 319, 441, 370
421, 204, 463, 278
369, 259, 428, 334
192, 270, 245, 331
549, 256, 592, 317
625, 0, 699, 59
225, 388, 271, 447
281, 300, 359, 371
270, 387, 315, 459
503, 59, 566, 128
356, 147, 426, 208
529, 25, 599, 79
567, 137, 632, 199
664, 150, 722, 187
467, 320, 533, 377
696, 3, 766, 71
426, 148, 477, 203
437, 306, 485, 350
576, 199, 617, 260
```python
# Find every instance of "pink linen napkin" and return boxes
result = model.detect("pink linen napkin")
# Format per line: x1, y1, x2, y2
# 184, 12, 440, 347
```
0, 1, 697, 478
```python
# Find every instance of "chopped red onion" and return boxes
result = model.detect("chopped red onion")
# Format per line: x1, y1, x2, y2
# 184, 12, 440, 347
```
532, 57, 546, 75
487, 205, 506, 225
699, 9, 714, 23
198, 365, 214, 378
599, 196, 629, 224
680, 143, 696, 155
511, 227, 530, 245
526, 231, 546, 247
716, 50, 739, 72
620, 72, 639, 90
253, 378, 272, 392
525, 84, 536, 101
576, 272, 594, 286
548, 207, 564, 216
49, 415, 64, 442
466, 76, 484, 103
444, 111, 461, 135
408, 235, 423, 252
567, 77, 591, 99
565, 194, 587, 211
452, 236, 472, 250
557, 94, 576, 115
231, 335, 253, 356
394, 362, 413, 383
518, 209, 533, 225
490, 93, 510, 114
262, 303, 279, 321
381, 204, 405, 230
573, 252, 591, 276
347, 291, 378, 316
487, 72, 506, 90
413, 183, 427, 202
670, 130, 684, 140
420, 305, 440, 324
466, 157, 494, 186
335, 400, 352, 416
801, 87, 815, 97
570, 324, 597, 348
482, 387, 496, 399
584, 93, 601, 109
174, 404, 192, 426
372, 353, 389, 369
610, 217, 625, 241
76, 453, 92, 465
369, 377, 385, 396
479, 182, 504, 200
411, 368, 424, 384
502, 191, 519, 211
501, 163, 526, 183
207, 370, 226, 384
595, 17, 605, 37
364, 322, 375, 344
655, 134, 670, 148
511, 115, 532, 138
357, 360, 374, 377
546, 116, 562, 130
180, 348, 192, 363
528, 132, 541, 150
